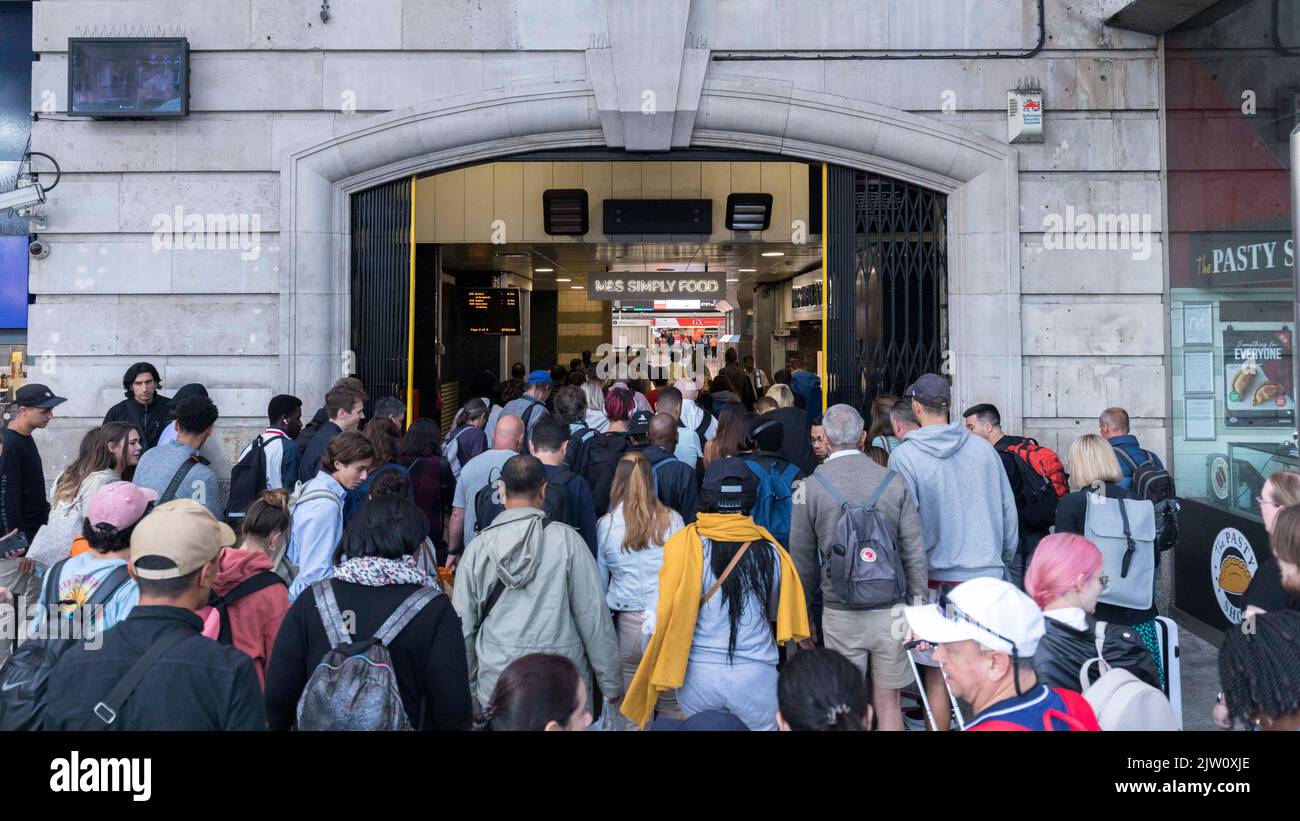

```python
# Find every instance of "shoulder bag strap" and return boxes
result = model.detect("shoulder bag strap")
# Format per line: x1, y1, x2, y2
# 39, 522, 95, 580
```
480, 578, 507, 624
374, 586, 442, 646
812, 471, 848, 508
84, 565, 132, 610
865, 470, 897, 510
93, 628, 192, 725
1116, 498, 1137, 578
700, 540, 754, 607
310, 579, 351, 648
1112, 446, 1139, 472
159, 457, 198, 504
45, 557, 69, 606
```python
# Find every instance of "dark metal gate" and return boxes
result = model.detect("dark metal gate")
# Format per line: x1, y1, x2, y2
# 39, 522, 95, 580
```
349, 178, 413, 409
827, 166, 948, 412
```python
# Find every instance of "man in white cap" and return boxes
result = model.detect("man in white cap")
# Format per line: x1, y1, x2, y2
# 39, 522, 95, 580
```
904, 577, 1099, 731
43, 500, 265, 730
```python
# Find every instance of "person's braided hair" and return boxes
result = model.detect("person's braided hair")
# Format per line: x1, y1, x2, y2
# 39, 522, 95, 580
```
1219, 609, 1300, 726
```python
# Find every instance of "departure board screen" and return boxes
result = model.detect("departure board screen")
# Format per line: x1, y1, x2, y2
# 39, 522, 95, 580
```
462, 288, 521, 335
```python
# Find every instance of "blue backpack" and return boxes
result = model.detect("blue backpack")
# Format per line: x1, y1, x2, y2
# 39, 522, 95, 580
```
745, 457, 800, 548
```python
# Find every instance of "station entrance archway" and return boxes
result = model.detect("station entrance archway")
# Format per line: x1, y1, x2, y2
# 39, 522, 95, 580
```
347, 153, 948, 428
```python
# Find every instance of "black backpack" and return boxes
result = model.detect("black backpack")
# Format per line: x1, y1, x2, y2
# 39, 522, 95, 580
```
580, 432, 632, 517
474, 467, 575, 533
225, 433, 284, 523
206, 570, 288, 645
517, 398, 548, 453
0, 561, 132, 731
564, 425, 598, 475
1113, 448, 1180, 552
996, 443, 1058, 531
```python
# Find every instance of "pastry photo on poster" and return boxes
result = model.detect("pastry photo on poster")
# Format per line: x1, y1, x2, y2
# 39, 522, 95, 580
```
1223, 328, 1295, 427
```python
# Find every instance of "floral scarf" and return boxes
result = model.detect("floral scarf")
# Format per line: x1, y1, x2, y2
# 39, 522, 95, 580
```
333, 555, 431, 587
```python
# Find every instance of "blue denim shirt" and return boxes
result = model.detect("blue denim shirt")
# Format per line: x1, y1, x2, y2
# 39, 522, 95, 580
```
596, 504, 685, 611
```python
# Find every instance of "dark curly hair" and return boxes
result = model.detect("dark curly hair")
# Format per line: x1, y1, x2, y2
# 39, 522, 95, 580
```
1219, 609, 1300, 728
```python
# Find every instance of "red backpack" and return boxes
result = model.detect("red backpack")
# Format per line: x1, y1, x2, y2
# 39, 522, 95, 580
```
970, 689, 1102, 732
1004, 438, 1068, 498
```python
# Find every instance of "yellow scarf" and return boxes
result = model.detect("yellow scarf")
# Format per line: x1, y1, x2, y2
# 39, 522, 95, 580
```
620, 513, 810, 728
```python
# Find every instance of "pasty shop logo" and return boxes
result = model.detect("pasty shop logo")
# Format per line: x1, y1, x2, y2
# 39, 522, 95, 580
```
1210, 528, 1257, 624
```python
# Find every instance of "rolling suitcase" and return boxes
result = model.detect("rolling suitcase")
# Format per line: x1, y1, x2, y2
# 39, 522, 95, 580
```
1153, 616, 1183, 730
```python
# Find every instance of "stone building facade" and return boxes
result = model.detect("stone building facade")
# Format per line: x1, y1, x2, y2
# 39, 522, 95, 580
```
20, 0, 1168, 486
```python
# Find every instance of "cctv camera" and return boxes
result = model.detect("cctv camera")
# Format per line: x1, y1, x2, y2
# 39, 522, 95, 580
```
28, 239, 48, 260
0, 184, 45, 214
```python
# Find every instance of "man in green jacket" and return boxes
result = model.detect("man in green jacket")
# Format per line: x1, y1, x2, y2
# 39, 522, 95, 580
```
452, 454, 621, 711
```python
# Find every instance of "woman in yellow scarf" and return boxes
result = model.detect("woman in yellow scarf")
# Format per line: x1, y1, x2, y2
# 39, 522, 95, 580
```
622, 458, 809, 730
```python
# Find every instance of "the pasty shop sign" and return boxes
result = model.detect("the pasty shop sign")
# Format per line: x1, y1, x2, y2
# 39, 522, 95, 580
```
1224, 329, 1294, 428
1210, 527, 1258, 625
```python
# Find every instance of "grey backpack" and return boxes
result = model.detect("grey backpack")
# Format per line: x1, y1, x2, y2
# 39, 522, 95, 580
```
295, 580, 441, 731
812, 471, 907, 608
1083, 492, 1157, 611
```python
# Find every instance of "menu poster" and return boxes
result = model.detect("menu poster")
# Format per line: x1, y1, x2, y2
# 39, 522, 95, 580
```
1223, 328, 1295, 427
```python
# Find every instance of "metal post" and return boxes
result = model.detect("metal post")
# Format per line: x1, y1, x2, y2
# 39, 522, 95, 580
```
1292, 124, 1300, 446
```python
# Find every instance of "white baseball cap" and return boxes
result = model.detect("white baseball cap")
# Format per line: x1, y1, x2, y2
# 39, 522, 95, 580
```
904, 577, 1046, 658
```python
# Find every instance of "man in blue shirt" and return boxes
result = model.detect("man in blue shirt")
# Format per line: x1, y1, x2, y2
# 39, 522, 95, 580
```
132, 395, 223, 519
1099, 406, 1164, 490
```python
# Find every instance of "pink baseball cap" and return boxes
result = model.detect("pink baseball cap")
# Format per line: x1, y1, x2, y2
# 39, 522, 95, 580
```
86, 481, 158, 532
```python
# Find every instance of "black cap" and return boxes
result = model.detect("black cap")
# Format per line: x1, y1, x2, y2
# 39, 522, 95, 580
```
628, 409, 653, 436
172, 383, 208, 402
13, 384, 67, 410
748, 416, 784, 453
702, 457, 759, 511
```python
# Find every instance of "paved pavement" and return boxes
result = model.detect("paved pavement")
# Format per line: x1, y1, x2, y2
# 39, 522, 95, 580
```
1176, 620, 1220, 731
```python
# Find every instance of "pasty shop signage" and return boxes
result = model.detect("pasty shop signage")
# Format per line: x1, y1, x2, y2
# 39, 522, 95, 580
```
1210, 527, 1257, 625
1224, 328, 1294, 427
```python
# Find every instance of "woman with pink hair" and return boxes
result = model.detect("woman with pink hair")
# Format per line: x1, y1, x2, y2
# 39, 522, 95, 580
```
1025, 533, 1161, 693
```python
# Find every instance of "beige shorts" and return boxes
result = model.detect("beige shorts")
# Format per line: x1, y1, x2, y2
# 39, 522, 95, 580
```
820, 605, 911, 690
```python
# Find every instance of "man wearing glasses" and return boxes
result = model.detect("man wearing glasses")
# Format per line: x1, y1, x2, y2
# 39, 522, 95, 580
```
905, 577, 1100, 731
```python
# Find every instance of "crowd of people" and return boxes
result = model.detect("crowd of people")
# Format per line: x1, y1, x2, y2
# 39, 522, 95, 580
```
0, 357, 1297, 733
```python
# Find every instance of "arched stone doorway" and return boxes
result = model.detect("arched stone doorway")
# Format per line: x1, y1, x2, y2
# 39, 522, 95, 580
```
280, 76, 1021, 426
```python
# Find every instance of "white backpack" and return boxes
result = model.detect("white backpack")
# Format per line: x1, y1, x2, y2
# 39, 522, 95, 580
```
1079, 621, 1178, 731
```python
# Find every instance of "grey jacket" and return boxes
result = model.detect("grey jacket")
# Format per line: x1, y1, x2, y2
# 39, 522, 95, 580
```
789, 451, 928, 610
887, 422, 1019, 582
452, 506, 621, 707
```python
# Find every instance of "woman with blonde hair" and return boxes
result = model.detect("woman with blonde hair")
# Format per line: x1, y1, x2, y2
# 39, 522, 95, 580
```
1244, 469, 1300, 615
596, 452, 686, 728
765, 383, 796, 409
581, 380, 610, 433
26, 422, 142, 568
1055, 433, 1162, 677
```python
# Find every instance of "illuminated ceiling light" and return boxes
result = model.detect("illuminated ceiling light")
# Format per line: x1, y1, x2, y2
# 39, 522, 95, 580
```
725, 193, 773, 231
555, 277, 571, 282
761, 251, 784, 257
535, 267, 554, 273
738, 268, 756, 272
570, 285, 584, 290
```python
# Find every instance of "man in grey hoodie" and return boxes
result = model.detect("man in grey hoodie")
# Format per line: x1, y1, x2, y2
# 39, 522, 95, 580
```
451, 454, 621, 712
886, 373, 1018, 730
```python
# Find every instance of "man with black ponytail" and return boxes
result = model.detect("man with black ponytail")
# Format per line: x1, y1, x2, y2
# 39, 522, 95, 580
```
1219, 609, 1300, 731
622, 458, 809, 730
